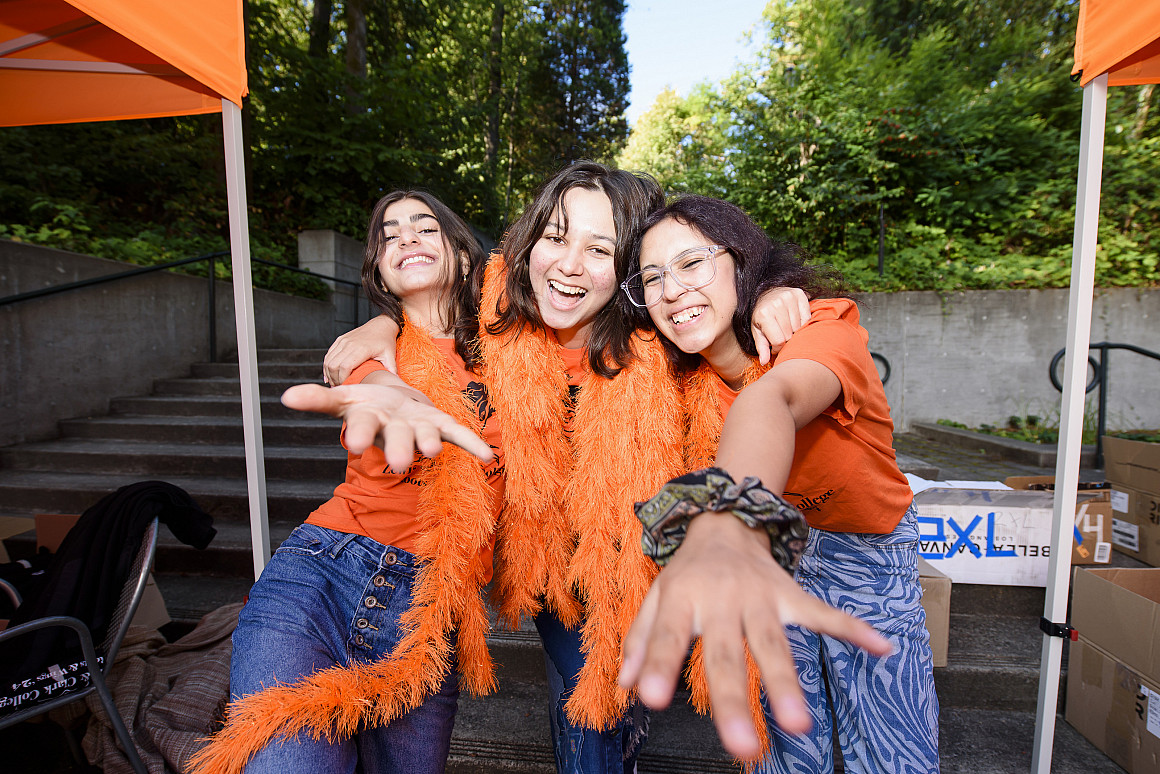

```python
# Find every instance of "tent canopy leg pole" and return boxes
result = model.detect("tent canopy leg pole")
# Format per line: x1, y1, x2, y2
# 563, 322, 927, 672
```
1031, 72, 1108, 774
222, 97, 271, 579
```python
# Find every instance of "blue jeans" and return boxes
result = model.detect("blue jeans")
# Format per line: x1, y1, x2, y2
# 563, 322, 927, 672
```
533, 609, 644, 774
230, 524, 459, 774
759, 507, 940, 774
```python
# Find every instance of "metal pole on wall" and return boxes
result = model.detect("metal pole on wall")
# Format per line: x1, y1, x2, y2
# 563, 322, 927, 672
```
222, 97, 271, 578
1030, 72, 1107, 774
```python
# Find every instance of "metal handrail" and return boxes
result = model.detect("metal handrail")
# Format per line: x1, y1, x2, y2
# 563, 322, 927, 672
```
0, 250, 363, 362
1049, 341, 1160, 467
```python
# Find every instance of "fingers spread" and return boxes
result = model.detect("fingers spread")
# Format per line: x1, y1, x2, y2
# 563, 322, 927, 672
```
382, 419, 419, 472
632, 587, 694, 710
281, 384, 336, 414
743, 601, 811, 737
440, 424, 494, 462
701, 604, 763, 758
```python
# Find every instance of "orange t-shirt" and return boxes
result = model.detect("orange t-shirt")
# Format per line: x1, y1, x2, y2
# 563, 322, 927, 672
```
716, 298, 911, 534
559, 343, 586, 436
306, 339, 504, 582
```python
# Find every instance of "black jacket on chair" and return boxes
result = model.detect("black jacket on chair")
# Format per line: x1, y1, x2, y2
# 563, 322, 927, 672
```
0, 480, 215, 702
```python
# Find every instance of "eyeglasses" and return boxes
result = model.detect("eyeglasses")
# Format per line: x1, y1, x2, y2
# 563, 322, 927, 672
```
621, 245, 724, 308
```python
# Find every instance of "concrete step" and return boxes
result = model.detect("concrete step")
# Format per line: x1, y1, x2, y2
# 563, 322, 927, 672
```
109, 394, 314, 420
0, 438, 348, 479
0, 470, 332, 524
190, 361, 327, 380
449, 680, 733, 774
58, 414, 342, 445
256, 348, 330, 364
152, 376, 314, 398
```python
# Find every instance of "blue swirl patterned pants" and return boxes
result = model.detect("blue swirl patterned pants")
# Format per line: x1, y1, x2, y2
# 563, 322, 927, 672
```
758, 507, 940, 774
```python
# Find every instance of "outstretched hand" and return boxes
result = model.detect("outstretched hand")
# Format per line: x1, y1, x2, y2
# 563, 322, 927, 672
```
323, 316, 401, 386
282, 383, 492, 472
618, 512, 891, 760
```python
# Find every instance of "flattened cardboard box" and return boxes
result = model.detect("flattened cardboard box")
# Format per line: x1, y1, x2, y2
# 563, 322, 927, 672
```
917, 557, 949, 668
1105, 436, 1160, 494
0, 515, 35, 564
35, 513, 170, 631
1071, 567, 1160, 685
914, 488, 1104, 586
1003, 476, 1112, 565
1066, 637, 1160, 774
1109, 484, 1160, 566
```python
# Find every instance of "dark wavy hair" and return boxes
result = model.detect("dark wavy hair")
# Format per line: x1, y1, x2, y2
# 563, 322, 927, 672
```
361, 190, 487, 369
486, 161, 665, 378
625, 194, 853, 370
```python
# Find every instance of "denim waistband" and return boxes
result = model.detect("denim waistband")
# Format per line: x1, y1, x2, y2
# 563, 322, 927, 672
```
299, 523, 418, 570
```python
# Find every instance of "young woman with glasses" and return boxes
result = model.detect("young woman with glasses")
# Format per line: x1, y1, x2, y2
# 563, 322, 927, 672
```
619, 194, 939, 773
308, 164, 891, 773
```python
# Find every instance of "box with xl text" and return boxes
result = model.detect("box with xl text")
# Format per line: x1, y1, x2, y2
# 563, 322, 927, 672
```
913, 487, 1105, 586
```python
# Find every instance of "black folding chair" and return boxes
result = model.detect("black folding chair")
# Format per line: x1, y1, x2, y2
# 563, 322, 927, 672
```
0, 517, 158, 774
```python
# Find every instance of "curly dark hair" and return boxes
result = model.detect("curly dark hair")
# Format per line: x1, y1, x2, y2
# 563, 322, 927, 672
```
486, 161, 665, 378
624, 194, 853, 370
361, 190, 487, 369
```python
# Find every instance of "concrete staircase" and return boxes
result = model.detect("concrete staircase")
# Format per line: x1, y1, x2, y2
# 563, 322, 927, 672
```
0, 350, 1127, 773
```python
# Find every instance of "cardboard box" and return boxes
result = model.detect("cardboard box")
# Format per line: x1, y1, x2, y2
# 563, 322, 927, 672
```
1111, 484, 1160, 565
918, 557, 950, 668
1071, 567, 1160, 684
1105, 436, 1160, 494
1066, 637, 1160, 774
914, 488, 1101, 586
0, 515, 35, 563
1003, 476, 1113, 565
34, 513, 170, 630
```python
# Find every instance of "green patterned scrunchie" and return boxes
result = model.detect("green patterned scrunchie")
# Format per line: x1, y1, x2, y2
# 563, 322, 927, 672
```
634, 467, 808, 570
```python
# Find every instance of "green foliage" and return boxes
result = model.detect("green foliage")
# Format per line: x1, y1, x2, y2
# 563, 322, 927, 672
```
0, 0, 632, 296
621, 0, 1160, 292
939, 411, 1106, 445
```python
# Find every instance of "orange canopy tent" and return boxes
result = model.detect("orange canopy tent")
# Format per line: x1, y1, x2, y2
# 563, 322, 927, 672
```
0, 0, 272, 576
1033, 1, 1160, 771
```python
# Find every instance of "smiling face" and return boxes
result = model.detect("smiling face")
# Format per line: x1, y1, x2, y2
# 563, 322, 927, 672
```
639, 216, 746, 370
376, 198, 463, 305
528, 187, 618, 349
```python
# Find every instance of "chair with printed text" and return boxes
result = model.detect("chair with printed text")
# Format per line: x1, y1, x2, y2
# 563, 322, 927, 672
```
0, 517, 157, 774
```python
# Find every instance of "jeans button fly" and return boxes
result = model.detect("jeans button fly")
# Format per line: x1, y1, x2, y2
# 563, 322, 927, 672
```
373, 575, 387, 587
357, 618, 369, 629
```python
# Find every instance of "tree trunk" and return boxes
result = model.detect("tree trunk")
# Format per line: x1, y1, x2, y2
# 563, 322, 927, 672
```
308, 0, 333, 58
1133, 84, 1155, 140
484, 2, 506, 175
344, 0, 368, 116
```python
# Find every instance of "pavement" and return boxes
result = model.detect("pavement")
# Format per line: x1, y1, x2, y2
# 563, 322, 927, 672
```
0, 426, 1133, 774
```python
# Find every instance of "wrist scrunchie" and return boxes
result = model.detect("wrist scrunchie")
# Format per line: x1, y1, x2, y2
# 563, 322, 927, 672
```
633, 467, 807, 570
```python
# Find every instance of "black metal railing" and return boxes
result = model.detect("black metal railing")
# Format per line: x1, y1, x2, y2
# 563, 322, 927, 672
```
872, 352, 891, 386
1049, 341, 1160, 467
0, 251, 363, 362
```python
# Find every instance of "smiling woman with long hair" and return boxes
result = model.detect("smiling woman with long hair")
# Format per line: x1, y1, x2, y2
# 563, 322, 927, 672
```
621, 194, 939, 774
191, 190, 502, 774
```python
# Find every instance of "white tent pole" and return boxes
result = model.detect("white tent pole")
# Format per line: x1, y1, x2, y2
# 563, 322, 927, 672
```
222, 97, 271, 578
1030, 72, 1108, 774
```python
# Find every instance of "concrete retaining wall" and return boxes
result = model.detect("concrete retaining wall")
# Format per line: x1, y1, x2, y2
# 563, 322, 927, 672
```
858, 288, 1160, 432
4, 238, 1159, 445
1, 240, 337, 446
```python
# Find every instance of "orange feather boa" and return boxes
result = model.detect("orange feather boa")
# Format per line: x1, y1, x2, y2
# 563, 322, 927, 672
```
680, 360, 774, 764
479, 254, 686, 728
480, 253, 778, 761
189, 319, 497, 774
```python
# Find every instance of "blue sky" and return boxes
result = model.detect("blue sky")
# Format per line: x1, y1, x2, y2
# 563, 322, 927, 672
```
623, 0, 769, 126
